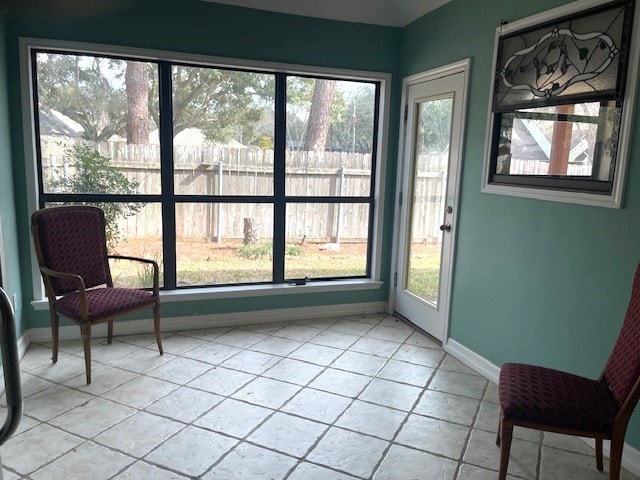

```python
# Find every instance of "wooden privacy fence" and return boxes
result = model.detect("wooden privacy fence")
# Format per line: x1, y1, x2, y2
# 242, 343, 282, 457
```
40, 137, 452, 243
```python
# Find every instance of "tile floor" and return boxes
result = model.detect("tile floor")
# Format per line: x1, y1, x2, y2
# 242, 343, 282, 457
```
2, 312, 639, 479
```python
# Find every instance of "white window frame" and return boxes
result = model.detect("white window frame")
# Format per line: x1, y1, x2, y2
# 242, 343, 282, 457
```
19, 38, 389, 306
481, 0, 640, 208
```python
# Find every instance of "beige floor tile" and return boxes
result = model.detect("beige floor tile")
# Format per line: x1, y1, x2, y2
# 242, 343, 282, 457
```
211, 329, 267, 348
202, 442, 297, 480
373, 444, 458, 480
1, 424, 83, 475
50, 397, 136, 438
232, 377, 301, 409
413, 389, 480, 426
102, 376, 179, 409
108, 347, 174, 374
396, 414, 470, 459
248, 412, 328, 457
358, 378, 422, 411
95, 411, 183, 457
365, 324, 413, 343
9, 314, 633, 480
220, 349, 280, 374
288, 462, 359, 479
348, 337, 402, 358
336, 400, 406, 440
281, 388, 352, 424
63, 364, 139, 396
23, 384, 94, 421
144, 426, 238, 477
376, 359, 434, 387
287, 343, 343, 366
307, 427, 389, 478
392, 344, 444, 367
112, 460, 190, 479
429, 370, 487, 399
146, 386, 223, 423
194, 398, 272, 438
187, 367, 256, 396
463, 428, 538, 479
262, 357, 324, 385
271, 323, 323, 342
181, 342, 242, 365
310, 330, 360, 349
30, 441, 133, 480
332, 350, 387, 376
309, 368, 371, 397
146, 356, 213, 384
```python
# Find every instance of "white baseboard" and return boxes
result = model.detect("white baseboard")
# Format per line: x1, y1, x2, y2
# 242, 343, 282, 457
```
27, 301, 387, 343
444, 338, 640, 477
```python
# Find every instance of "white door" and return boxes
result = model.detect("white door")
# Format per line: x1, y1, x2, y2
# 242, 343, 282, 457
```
394, 65, 468, 341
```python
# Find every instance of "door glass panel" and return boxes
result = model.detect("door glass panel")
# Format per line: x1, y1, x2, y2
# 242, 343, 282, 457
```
405, 96, 453, 307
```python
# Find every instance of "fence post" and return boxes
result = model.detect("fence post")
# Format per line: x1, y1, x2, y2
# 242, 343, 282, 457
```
335, 166, 344, 244
216, 162, 223, 244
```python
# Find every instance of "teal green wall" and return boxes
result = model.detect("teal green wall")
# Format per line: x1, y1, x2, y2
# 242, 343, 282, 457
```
401, 0, 640, 447
0, 14, 25, 337
4, 0, 401, 329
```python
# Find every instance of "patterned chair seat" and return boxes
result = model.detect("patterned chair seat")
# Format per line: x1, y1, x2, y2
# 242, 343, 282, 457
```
56, 288, 157, 322
499, 362, 618, 433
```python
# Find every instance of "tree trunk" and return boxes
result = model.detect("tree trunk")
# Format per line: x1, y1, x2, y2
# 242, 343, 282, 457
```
125, 61, 149, 144
243, 218, 258, 245
303, 79, 336, 152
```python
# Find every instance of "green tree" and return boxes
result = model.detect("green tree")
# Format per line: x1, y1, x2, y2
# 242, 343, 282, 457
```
48, 145, 142, 247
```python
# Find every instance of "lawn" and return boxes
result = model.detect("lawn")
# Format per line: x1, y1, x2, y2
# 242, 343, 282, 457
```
110, 237, 442, 294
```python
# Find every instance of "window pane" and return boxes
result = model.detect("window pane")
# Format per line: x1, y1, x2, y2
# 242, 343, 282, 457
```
496, 102, 620, 181
43, 202, 163, 288
36, 53, 160, 195
286, 77, 375, 197
285, 203, 368, 279
172, 66, 275, 196
176, 203, 273, 286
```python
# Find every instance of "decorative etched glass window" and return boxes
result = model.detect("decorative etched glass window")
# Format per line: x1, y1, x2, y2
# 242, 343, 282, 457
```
484, 0, 638, 206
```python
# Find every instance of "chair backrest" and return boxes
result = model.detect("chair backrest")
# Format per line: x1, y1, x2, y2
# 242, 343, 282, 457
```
31, 206, 112, 295
602, 264, 640, 406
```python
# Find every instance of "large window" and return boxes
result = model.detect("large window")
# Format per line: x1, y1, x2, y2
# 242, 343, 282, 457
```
31, 49, 381, 290
483, 0, 639, 207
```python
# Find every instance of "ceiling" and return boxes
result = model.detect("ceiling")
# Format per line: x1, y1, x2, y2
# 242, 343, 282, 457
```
202, 0, 451, 27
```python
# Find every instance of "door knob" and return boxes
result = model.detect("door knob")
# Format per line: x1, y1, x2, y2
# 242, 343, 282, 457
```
439, 223, 452, 232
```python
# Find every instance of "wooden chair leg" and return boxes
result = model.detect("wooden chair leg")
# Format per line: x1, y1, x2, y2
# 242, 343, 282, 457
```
609, 431, 625, 480
107, 320, 113, 344
498, 418, 514, 480
50, 311, 59, 364
496, 416, 501, 446
595, 437, 604, 472
154, 304, 163, 355
80, 323, 92, 385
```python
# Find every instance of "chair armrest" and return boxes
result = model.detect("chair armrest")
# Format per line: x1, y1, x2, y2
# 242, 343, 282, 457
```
107, 255, 160, 294
39, 266, 90, 319
39, 266, 86, 291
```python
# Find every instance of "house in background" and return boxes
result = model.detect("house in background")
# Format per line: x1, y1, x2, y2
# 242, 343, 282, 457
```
1, 0, 640, 472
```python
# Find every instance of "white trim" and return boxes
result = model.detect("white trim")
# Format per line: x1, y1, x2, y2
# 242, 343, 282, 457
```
388, 58, 471, 343
444, 338, 500, 383
19, 37, 391, 301
444, 337, 640, 477
27, 301, 387, 342
30, 279, 383, 310
481, 0, 640, 209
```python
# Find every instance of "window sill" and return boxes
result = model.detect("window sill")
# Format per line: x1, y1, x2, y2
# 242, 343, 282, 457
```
30, 279, 384, 311
481, 182, 621, 209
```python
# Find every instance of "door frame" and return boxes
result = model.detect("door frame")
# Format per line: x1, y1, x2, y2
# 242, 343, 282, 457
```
388, 59, 471, 343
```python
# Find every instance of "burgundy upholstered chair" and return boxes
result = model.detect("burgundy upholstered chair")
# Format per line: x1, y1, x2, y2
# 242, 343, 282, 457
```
31, 206, 163, 384
497, 265, 640, 480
